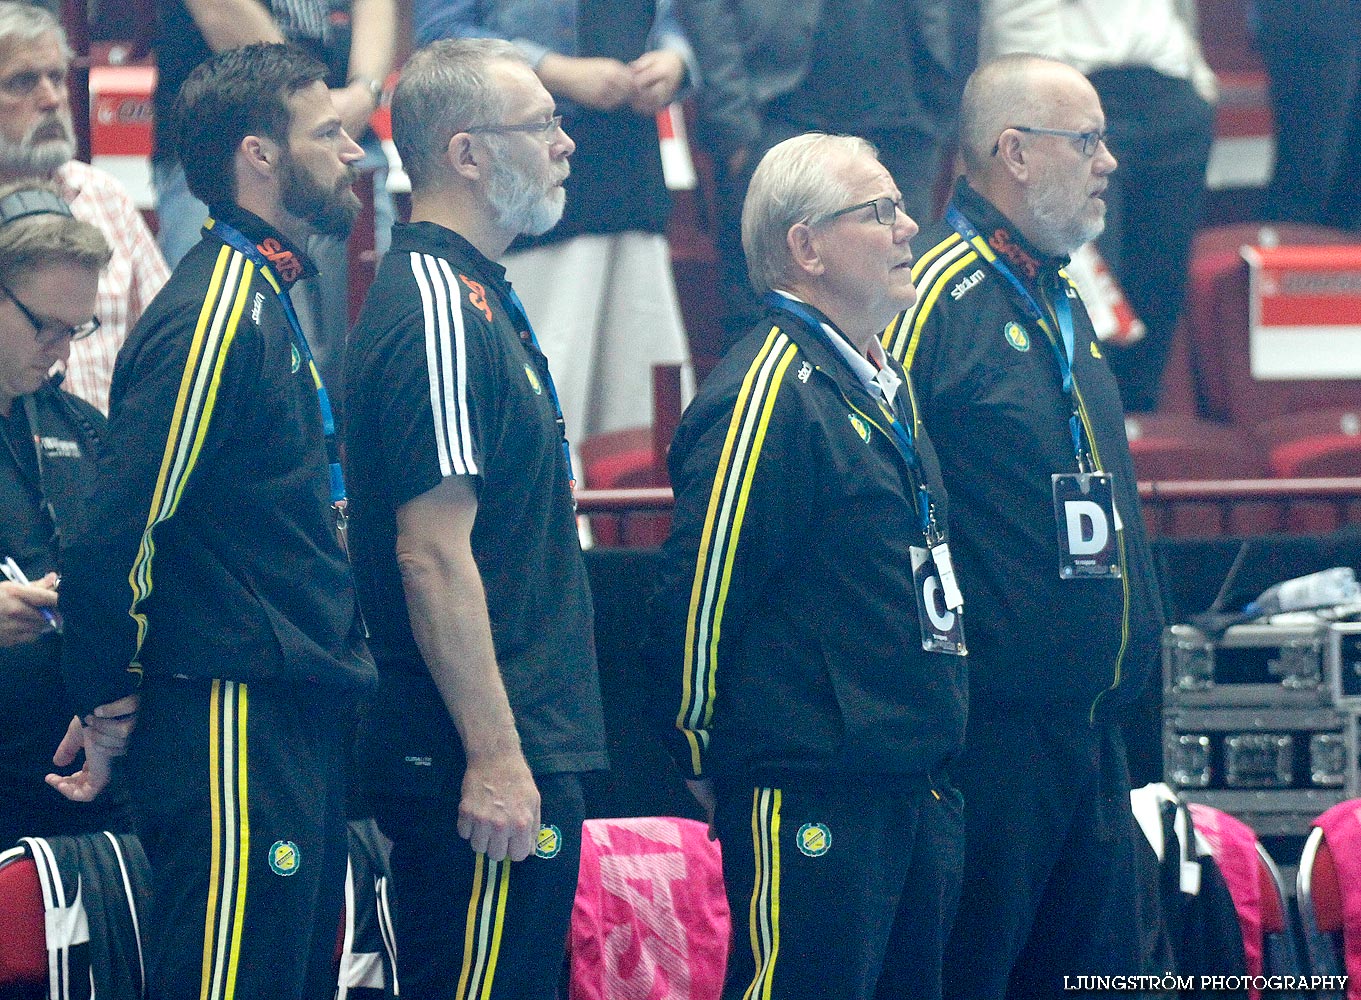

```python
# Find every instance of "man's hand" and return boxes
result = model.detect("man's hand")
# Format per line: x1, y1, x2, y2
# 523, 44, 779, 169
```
686, 777, 717, 840
458, 750, 541, 862
46, 693, 140, 802
536, 53, 637, 111
629, 50, 685, 115
0, 574, 58, 647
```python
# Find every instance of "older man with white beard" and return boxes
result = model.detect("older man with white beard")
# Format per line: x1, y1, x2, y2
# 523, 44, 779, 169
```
882, 54, 1165, 998
0, 2, 167, 415
344, 38, 607, 1000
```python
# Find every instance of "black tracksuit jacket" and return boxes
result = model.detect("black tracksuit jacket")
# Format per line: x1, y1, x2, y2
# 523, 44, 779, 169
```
883, 180, 1163, 718
60, 206, 374, 717
647, 302, 967, 784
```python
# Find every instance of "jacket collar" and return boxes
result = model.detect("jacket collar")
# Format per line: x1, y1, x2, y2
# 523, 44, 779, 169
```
951, 179, 1068, 290
205, 204, 317, 288
390, 221, 511, 290
761, 294, 902, 405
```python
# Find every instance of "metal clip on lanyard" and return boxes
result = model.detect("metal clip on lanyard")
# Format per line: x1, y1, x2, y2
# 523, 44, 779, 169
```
763, 292, 938, 541
206, 219, 351, 543
945, 207, 1091, 472
500, 285, 578, 500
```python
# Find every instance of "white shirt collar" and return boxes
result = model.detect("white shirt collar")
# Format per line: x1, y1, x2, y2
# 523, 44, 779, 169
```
773, 291, 900, 406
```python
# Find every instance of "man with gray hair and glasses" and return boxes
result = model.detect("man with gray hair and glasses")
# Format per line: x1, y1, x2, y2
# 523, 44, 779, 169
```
882, 54, 1164, 998
647, 132, 967, 1000
0, 1, 167, 415
345, 38, 606, 999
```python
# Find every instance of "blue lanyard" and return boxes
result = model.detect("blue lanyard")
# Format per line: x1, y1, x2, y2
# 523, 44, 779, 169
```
945, 206, 1090, 469
763, 293, 937, 540
499, 284, 576, 492
206, 218, 346, 507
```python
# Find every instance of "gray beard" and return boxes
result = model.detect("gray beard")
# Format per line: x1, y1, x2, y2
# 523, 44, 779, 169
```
0, 118, 74, 178
1027, 182, 1105, 256
485, 154, 565, 237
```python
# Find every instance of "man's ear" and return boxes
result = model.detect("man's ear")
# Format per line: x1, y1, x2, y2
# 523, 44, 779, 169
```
786, 221, 825, 278
240, 134, 279, 181
448, 132, 482, 182
994, 129, 1030, 183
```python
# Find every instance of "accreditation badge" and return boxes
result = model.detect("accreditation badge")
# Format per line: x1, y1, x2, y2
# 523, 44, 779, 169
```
1051, 472, 1121, 580
911, 546, 966, 655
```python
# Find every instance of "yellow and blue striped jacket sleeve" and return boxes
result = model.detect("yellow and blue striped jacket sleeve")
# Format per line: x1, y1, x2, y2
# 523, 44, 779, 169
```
124, 245, 258, 662
671, 328, 800, 777
59, 243, 261, 712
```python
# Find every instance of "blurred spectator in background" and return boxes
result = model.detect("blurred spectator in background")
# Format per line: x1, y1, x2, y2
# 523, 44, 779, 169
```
150, 0, 393, 417
0, 1, 167, 415
307, 0, 397, 413
413, 0, 696, 478
678, 0, 977, 346
150, 0, 393, 263
984, 0, 1217, 413
1255, 0, 1360, 232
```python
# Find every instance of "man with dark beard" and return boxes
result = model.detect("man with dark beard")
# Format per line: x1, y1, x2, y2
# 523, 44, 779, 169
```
882, 55, 1164, 999
0, 1, 167, 415
53, 43, 376, 1000
345, 38, 607, 1000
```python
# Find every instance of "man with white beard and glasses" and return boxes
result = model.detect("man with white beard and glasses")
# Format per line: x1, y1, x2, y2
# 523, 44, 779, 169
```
54, 43, 376, 1000
0, 1, 167, 415
881, 55, 1164, 998
344, 38, 607, 1000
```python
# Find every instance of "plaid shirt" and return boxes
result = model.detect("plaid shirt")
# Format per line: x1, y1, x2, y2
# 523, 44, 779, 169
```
55, 160, 170, 415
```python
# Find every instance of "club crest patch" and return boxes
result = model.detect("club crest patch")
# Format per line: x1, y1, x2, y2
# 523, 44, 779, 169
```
524, 363, 543, 395
1004, 322, 1030, 352
268, 840, 300, 876
848, 413, 871, 443
535, 824, 562, 859
796, 822, 831, 858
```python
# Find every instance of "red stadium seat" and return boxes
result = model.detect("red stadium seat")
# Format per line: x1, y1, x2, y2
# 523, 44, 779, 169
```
1123, 413, 1275, 536
1297, 801, 1361, 986
1183, 224, 1361, 427
580, 364, 683, 547
1254, 410, 1361, 532
0, 852, 47, 988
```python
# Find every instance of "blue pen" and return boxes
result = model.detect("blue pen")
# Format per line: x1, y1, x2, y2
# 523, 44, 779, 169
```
2, 556, 59, 629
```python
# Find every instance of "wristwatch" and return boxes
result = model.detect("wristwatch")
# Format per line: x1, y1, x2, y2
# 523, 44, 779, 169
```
347, 74, 383, 101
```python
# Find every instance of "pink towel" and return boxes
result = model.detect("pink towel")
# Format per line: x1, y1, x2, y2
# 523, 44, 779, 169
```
571, 817, 730, 1000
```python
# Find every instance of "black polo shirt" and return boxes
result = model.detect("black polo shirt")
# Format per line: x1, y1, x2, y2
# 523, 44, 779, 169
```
345, 222, 607, 791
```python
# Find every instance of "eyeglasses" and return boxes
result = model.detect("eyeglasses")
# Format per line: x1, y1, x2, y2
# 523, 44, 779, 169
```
465, 114, 564, 140
2, 284, 99, 347
995, 125, 1109, 157
810, 195, 904, 228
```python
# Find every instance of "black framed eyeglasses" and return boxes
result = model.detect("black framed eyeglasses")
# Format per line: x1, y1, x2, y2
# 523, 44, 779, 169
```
465, 114, 564, 140
810, 195, 904, 228
2, 284, 99, 347
994, 125, 1109, 157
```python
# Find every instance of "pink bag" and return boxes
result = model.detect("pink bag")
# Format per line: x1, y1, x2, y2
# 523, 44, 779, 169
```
570, 817, 730, 1000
